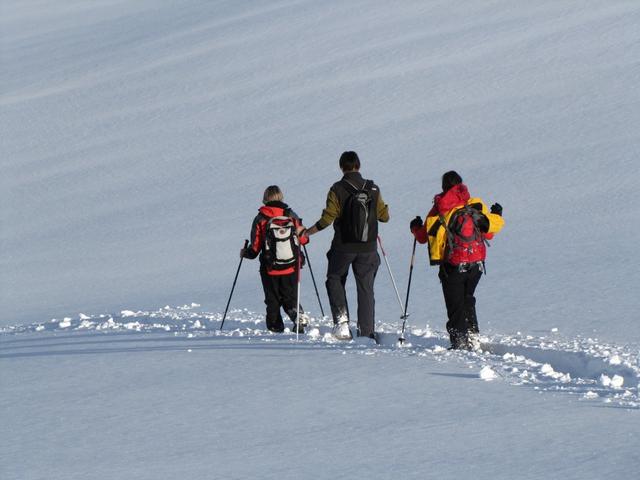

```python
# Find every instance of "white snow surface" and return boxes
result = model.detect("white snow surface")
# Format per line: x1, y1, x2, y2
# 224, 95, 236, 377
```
2, 1, 640, 479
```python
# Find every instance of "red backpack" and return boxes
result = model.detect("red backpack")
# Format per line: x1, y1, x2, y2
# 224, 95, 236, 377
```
442, 206, 488, 265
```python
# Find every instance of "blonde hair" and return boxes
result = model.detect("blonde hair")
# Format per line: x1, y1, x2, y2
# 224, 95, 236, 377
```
263, 185, 283, 204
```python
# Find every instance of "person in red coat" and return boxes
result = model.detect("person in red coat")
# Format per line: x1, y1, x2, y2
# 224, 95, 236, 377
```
410, 171, 504, 349
241, 186, 310, 333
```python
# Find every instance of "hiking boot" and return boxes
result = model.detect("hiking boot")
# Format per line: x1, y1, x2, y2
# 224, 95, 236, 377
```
448, 338, 470, 350
332, 321, 352, 340
291, 323, 305, 334
448, 331, 471, 351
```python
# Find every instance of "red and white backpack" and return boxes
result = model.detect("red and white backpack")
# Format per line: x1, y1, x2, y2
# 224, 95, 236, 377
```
263, 216, 300, 272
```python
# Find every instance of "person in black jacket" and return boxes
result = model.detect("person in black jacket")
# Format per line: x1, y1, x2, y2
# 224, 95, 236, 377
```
303, 152, 389, 340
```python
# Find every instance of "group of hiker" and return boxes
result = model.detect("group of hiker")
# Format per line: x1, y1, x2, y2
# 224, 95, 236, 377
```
239, 151, 504, 350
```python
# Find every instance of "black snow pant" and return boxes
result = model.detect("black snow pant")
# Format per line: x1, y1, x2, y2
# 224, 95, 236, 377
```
259, 269, 304, 332
439, 263, 482, 348
325, 249, 380, 337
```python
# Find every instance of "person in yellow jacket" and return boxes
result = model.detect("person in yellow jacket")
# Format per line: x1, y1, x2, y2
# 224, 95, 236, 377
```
410, 171, 504, 350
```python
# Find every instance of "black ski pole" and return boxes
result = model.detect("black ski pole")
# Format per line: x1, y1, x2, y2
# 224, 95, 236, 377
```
220, 239, 249, 331
302, 244, 325, 318
399, 237, 417, 344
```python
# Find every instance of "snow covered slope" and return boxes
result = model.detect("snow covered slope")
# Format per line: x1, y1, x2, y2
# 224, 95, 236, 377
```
2, 3, 640, 479
3, 0, 640, 344
2, 312, 639, 480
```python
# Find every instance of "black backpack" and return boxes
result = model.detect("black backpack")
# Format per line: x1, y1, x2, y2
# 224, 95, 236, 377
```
341, 179, 377, 243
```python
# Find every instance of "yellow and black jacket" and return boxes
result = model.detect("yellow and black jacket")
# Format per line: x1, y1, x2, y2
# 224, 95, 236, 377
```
314, 171, 389, 253
413, 184, 504, 265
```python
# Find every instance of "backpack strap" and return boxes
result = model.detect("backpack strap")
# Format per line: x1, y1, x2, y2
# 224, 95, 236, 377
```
440, 213, 455, 256
342, 178, 370, 192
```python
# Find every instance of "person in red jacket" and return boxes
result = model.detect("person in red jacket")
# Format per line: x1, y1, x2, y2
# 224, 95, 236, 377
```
241, 186, 310, 333
410, 171, 504, 350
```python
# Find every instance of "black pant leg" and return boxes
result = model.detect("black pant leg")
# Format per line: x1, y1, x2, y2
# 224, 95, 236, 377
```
463, 266, 482, 334
260, 270, 284, 332
325, 249, 355, 324
278, 273, 304, 324
351, 251, 380, 337
439, 264, 467, 345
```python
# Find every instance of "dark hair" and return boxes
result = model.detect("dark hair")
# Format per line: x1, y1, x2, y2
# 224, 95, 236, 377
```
442, 170, 462, 192
339, 151, 360, 171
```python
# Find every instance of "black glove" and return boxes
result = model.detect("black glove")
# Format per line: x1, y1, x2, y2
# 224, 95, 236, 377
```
490, 203, 503, 216
410, 216, 423, 231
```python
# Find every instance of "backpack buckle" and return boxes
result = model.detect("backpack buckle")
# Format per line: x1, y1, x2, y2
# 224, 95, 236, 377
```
457, 261, 483, 273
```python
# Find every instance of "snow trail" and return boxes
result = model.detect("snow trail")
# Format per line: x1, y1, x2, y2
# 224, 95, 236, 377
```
3, 305, 638, 409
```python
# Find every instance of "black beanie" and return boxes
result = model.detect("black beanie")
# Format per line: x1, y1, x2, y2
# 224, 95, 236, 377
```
442, 170, 462, 192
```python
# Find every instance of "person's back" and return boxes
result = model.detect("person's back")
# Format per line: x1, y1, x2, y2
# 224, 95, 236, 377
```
326, 171, 386, 253
242, 186, 309, 333
304, 151, 389, 340
410, 171, 504, 349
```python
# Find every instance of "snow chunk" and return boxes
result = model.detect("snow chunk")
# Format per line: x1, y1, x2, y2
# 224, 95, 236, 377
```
480, 366, 498, 381
502, 352, 526, 362
600, 374, 625, 389
59, 317, 72, 328
584, 391, 599, 399
121, 310, 137, 317
78, 320, 95, 329
540, 363, 555, 375
307, 327, 320, 339
97, 317, 117, 330
610, 375, 624, 389
322, 332, 339, 343
608, 355, 622, 366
